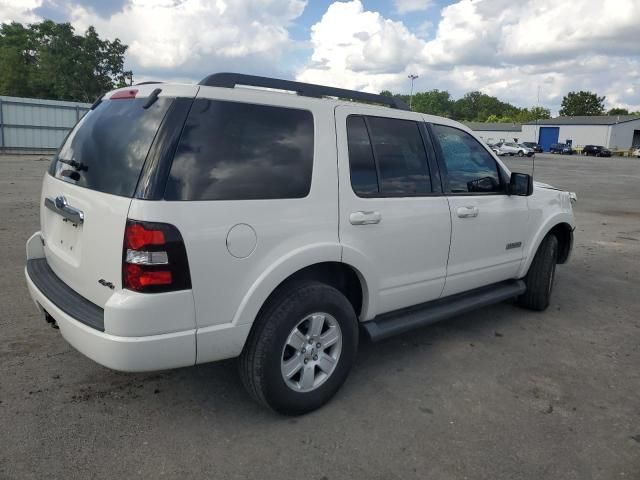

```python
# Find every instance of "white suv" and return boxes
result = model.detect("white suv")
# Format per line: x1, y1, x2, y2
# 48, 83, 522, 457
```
25, 73, 576, 414
495, 142, 534, 157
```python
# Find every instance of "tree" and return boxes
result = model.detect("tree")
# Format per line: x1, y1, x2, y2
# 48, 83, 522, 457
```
513, 106, 551, 123
0, 20, 131, 102
607, 107, 629, 115
377, 88, 556, 123
450, 91, 520, 122
409, 89, 453, 117
559, 91, 605, 116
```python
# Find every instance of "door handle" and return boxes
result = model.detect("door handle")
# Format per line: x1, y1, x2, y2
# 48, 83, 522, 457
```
456, 206, 479, 218
350, 211, 382, 225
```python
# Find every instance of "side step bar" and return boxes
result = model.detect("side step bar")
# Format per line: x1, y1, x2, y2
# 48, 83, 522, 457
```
363, 280, 526, 342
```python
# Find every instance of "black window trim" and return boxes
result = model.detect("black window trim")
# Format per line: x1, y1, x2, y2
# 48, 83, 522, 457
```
346, 113, 443, 199
427, 122, 509, 197
135, 97, 195, 200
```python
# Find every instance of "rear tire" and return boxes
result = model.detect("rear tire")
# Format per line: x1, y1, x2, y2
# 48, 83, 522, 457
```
239, 281, 358, 415
518, 151, 524, 157
517, 234, 558, 311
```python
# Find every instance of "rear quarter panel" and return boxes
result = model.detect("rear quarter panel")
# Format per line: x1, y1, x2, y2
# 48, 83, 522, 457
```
128, 88, 341, 363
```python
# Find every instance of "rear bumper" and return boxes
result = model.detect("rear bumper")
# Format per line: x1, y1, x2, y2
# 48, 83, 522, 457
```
25, 232, 197, 372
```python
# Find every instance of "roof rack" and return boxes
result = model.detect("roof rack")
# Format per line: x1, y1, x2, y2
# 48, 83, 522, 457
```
198, 72, 409, 111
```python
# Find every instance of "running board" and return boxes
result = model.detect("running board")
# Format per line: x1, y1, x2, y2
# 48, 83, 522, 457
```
363, 280, 526, 342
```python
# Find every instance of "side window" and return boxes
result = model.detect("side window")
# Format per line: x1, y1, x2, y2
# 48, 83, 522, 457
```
431, 124, 503, 194
366, 117, 431, 195
346, 116, 378, 195
164, 99, 314, 201
346, 115, 432, 196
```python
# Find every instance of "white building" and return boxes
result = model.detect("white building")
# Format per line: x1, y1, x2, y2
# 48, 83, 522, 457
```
464, 122, 528, 145
522, 115, 640, 152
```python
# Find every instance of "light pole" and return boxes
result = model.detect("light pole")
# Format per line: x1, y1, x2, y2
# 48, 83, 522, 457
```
408, 74, 419, 110
535, 85, 541, 145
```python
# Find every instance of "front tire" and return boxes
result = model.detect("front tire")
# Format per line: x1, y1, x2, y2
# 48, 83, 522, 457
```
518, 151, 524, 157
239, 281, 358, 415
517, 234, 558, 311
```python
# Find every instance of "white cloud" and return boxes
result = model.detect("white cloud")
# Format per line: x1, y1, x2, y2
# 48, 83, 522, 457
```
2, 0, 307, 81
2, 0, 640, 112
393, 0, 433, 15
296, 1, 424, 92
298, 0, 640, 112
69, 0, 306, 71
0, 0, 42, 23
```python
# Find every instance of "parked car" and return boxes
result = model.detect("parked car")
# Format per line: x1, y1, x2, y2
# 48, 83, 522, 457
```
581, 145, 612, 157
495, 142, 534, 157
25, 73, 576, 414
550, 143, 575, 154
632, 147, 640, 158
521, 142, 543, 153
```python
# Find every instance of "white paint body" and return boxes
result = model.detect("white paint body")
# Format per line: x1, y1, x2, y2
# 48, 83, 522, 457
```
25, 83, 576, 372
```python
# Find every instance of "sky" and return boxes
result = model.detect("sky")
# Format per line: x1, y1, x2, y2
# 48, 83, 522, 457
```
2, 0, 639, 114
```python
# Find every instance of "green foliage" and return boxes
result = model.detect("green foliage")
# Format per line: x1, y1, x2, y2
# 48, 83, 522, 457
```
559, 90, 605, 116
0, 20, 131, 102
409, 89, 453, 117
451, 91, 520, 122
388, 87, 553, 124
607, 107, 629, 115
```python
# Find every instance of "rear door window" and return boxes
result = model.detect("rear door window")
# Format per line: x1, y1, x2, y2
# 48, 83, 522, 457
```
346, 115, 432, 196
52, 97, 173, 197
164, 99, 314, 201
346, 116, 378, 195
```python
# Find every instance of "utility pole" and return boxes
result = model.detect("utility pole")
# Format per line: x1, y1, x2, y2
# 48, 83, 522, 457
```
536, 85, 541, 144
408, 74, 419, 110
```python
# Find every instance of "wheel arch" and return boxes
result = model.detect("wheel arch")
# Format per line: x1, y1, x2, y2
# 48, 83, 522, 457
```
231, 244, 372, 331
549, 222, 573, 264
519, 218, 574, 277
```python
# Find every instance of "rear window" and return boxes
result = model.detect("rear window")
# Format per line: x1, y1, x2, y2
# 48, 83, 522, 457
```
52, 97, 173, 197
164, 99, 314, 201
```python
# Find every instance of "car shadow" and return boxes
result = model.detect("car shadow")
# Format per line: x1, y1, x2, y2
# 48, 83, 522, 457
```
82, 299, 533, 421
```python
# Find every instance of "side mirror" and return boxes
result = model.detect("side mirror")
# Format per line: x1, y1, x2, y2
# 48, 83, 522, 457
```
509, 172, 533, 196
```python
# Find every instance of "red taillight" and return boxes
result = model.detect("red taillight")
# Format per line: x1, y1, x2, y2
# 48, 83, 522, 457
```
125, 264, 172, 290
123, 220, 191, 293
125, 223, 166, 250
111, 89, 138, 100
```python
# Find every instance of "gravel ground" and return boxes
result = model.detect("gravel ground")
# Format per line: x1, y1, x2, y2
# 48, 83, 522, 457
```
1, 153, 639, 479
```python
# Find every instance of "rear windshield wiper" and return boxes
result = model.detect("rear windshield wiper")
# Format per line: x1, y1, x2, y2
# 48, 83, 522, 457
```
58, 158, 88, 171
142, 88, 162, 109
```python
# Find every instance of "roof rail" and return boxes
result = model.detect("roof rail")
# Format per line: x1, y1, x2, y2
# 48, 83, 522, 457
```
198, 72, 410, 111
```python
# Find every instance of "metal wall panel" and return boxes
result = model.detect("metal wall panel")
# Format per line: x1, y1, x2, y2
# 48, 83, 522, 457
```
0, 95, 90, 151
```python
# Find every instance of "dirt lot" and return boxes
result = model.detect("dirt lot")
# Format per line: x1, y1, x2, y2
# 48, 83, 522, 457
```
1, 153, 639, 479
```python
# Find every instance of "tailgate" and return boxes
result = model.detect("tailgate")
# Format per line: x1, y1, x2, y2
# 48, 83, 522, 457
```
40, 84, 197, 308
40, 174, 131, 308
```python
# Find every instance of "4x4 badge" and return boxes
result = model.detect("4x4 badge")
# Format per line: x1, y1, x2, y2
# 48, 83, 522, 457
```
98, 279, 115, 290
